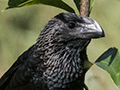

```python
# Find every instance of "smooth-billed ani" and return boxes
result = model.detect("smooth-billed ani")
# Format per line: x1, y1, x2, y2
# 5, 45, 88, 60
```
0, 13, 105, 90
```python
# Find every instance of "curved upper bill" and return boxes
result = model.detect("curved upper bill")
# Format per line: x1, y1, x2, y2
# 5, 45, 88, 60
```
80, 17, 105, 39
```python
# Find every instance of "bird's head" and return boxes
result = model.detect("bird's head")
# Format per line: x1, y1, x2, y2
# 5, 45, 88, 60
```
54, 13, 104, 39
38, 13, 105, 50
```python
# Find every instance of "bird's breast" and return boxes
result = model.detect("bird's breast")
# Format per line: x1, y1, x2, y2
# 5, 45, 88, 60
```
42, 54, 84, 90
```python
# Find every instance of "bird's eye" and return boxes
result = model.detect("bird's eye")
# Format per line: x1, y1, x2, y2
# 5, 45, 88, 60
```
68, 21, 76, 29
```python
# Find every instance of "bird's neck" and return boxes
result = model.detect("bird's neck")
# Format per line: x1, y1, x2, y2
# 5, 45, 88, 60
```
34, 39, 90, 89
36, 38, 90, 63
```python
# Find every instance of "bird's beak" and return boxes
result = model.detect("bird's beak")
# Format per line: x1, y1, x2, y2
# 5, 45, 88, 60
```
80, 17, 105, 39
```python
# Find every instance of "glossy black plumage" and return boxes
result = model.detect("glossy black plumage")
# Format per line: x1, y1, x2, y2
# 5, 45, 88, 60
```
0, 13, 104, 90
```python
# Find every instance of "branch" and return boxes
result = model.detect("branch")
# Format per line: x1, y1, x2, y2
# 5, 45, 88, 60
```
80, 0, 90, 17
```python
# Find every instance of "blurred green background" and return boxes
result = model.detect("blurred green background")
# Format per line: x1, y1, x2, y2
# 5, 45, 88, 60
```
0, 0, 120, 90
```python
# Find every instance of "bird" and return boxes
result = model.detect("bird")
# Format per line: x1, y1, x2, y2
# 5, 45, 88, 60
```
0, 13, 105, 90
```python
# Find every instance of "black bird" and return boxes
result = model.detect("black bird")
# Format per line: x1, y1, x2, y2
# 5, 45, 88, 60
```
0, 13, 104, 90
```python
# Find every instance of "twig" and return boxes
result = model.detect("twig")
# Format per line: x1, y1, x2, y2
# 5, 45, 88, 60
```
80, 0, 90, 17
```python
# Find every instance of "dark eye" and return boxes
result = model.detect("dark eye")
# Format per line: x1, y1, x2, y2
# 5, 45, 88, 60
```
68, 21, 76, 29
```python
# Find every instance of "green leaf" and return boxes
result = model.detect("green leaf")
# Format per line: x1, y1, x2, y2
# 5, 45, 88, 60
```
90, 0, 94, 12
73, 0, 95, 14
95, 47, 120, 89
6, 0, 75, 13
73, 0, 81, 12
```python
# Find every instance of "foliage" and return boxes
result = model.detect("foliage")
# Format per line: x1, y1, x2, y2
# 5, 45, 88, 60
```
95, 47, 120, 89
5, 0, 95, 14
6, 0, 75, 13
